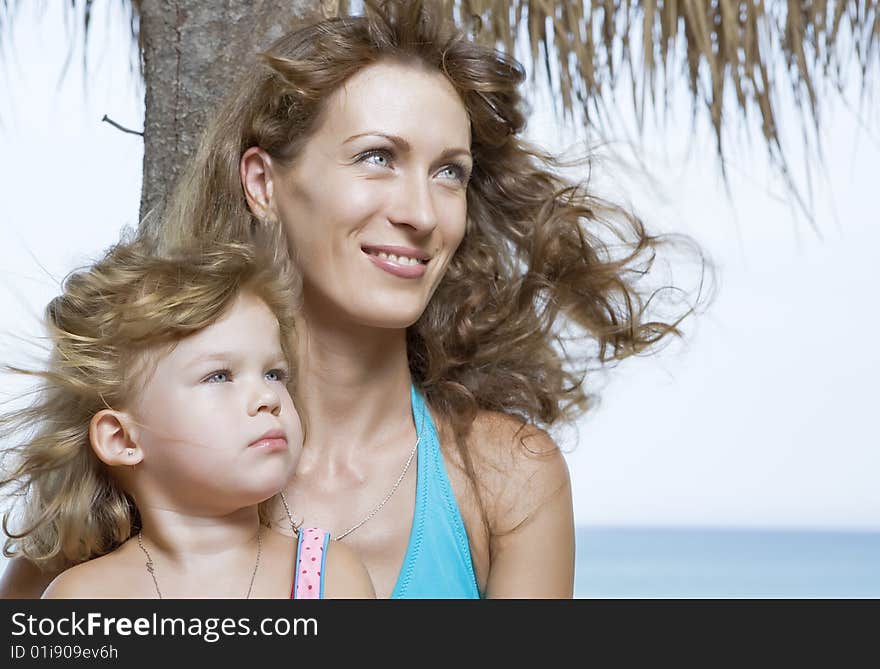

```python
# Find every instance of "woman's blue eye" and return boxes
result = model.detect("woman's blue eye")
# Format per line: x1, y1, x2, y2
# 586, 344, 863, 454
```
439, 163, 468, 182
265, 369, 288, 382
359, 150, 468, 183
204, 371, 230, 383
360, 149, 392, 168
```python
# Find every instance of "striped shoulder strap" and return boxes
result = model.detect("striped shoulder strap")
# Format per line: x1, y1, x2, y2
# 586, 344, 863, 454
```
291, 527, 330, 599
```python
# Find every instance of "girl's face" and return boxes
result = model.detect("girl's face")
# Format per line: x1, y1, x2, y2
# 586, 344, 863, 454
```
269, 61, 472, 329
129, 292, 302, 514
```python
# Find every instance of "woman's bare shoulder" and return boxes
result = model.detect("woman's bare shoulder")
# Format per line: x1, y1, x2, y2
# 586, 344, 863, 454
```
465, 410, 571, 532
467, 411, 574, 597
468, 410, 567, 478
431, 408, 574, 595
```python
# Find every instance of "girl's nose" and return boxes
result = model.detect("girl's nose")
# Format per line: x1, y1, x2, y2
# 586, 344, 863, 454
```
249, 381, 281, 417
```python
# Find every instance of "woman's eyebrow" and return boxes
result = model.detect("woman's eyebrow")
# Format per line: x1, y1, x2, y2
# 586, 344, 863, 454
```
437, 147, 473, 162
343, 131, 471, 160
343, 131, 409, 148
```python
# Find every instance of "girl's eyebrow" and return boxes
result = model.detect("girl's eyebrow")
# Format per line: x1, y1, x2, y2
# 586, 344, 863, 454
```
184, 353, 235, 369
184, 351, 287, 369
343, 131, 471, 161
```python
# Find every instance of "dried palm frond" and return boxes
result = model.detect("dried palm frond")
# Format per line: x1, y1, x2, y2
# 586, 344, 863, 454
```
2, 0, 878, 218
444, 1, 878, 215
0, 0, 143, 79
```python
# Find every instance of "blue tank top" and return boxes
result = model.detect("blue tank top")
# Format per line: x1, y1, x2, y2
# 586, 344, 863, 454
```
389, 384, 481, 598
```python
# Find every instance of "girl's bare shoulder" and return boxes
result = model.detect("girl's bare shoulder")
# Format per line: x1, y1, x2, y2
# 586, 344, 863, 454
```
41, 540, 143, 599
0, 557, 57, 599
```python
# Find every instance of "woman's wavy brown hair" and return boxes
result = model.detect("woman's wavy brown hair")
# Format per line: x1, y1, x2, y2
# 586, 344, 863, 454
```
153, 0, 708, 500
0, 234, 300, 572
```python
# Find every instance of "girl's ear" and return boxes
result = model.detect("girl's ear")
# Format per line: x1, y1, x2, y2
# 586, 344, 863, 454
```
89, 410, 143, 467
240, 147, 277, 221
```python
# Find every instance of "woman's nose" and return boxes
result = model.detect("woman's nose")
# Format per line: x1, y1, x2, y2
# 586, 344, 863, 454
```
388, 172, 438, 233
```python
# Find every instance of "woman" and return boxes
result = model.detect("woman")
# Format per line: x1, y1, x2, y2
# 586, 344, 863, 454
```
2, 0, 699, 598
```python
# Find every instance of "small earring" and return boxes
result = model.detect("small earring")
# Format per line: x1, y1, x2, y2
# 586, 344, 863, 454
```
126, 449, 134, 457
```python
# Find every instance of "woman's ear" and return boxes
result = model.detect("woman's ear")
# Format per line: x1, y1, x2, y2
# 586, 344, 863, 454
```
90, 410, 143, 468
240, 147, 276, 221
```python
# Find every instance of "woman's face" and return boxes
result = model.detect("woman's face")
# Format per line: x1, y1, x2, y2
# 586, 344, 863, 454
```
268, 61, 472, 329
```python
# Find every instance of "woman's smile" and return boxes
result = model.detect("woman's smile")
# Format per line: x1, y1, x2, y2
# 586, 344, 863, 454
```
362, 244, 431, 278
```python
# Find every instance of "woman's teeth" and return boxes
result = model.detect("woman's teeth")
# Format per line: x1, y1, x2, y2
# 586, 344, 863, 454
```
372, 251, 424, 266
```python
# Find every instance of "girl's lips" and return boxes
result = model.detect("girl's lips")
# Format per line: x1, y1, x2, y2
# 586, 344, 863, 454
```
249, 437, 289, 453
363, 248, 429, 278
249, 430, 288, 452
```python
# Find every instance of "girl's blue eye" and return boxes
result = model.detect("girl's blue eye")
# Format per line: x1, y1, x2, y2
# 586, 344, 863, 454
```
204, 371, 230, 383
265, 369, 288, 382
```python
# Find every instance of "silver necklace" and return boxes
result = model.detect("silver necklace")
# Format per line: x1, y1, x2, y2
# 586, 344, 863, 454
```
280, 436, 419, 541
136, 528, 262, 599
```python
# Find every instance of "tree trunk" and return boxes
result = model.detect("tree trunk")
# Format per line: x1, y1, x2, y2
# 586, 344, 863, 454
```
137, 0, 323, 225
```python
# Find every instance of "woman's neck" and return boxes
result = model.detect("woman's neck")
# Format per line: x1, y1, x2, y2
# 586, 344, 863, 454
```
294, 307, 415, 459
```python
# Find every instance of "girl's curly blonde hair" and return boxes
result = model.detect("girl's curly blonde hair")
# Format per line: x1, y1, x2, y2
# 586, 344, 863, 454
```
1, 234, 300, 572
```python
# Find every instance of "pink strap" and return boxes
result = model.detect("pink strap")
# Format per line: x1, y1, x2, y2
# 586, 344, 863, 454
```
292, 527, 328, 599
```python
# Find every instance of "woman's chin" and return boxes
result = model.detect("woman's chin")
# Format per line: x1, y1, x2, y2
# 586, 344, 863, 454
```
347, 298, 429, 330
306, 282, 432, 330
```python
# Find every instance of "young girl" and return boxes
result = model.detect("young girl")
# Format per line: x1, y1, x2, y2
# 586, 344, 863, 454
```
0, 239, 374, 599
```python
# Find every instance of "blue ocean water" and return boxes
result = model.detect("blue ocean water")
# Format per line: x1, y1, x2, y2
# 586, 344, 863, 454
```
574, 526, 880, 598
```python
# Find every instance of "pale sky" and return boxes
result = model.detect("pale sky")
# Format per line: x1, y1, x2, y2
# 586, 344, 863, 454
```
1, 2, 878, 539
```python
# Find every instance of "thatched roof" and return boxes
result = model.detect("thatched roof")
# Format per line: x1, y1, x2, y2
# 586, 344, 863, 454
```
3, 0, 877, 215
